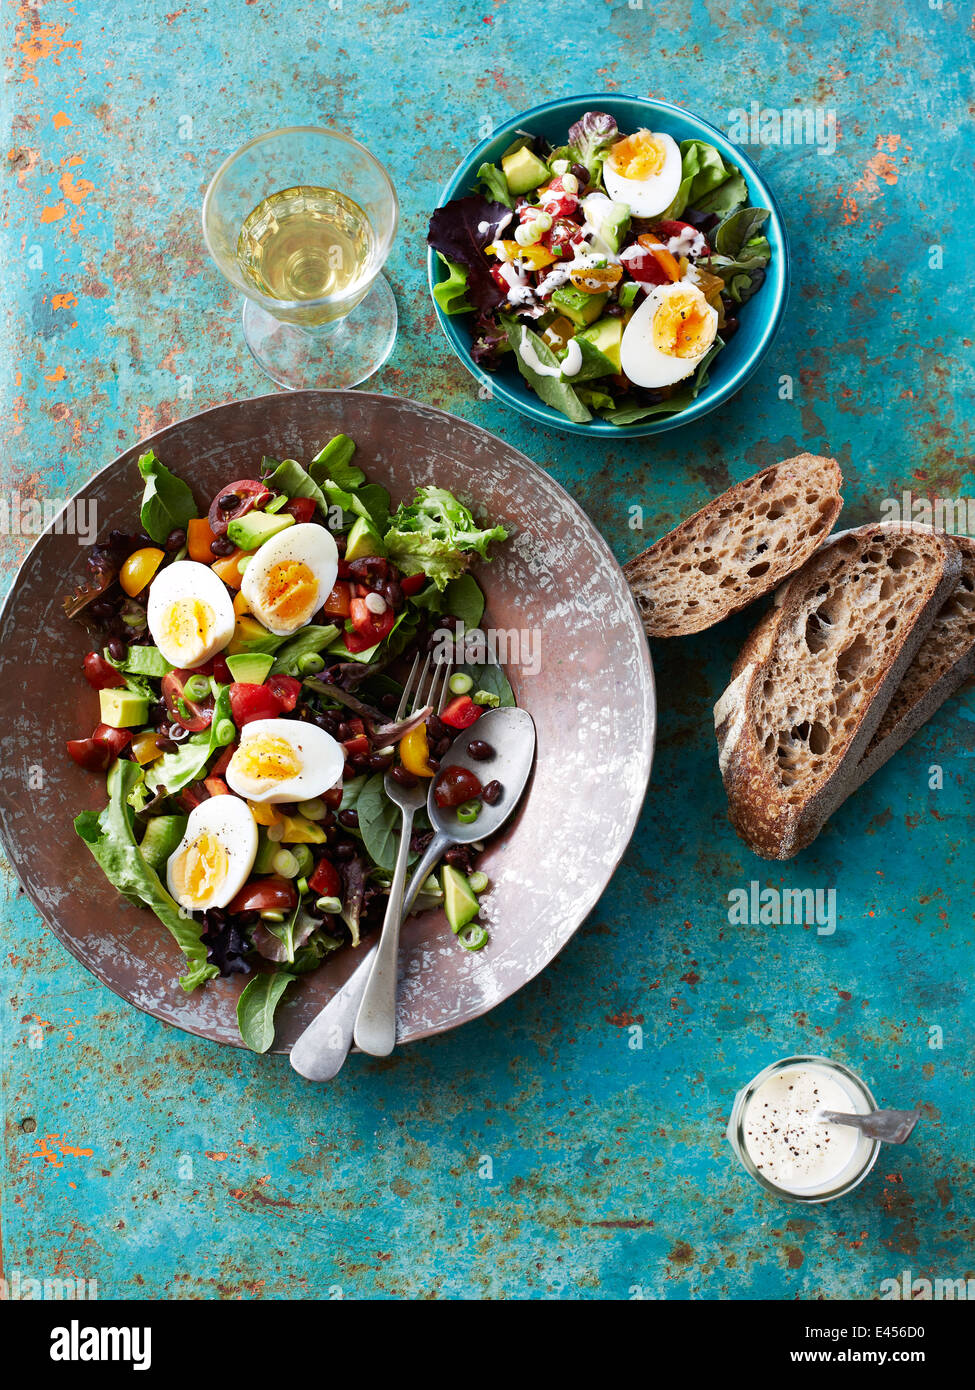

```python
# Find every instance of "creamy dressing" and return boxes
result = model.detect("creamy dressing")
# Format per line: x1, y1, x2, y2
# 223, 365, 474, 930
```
518, 327, 563, 378
560, 338, 583, 377
665, 225, 708, 259
741, 1065, 862, 1194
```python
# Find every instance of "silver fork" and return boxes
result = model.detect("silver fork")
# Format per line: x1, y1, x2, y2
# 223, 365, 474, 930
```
352, 651, 451, 1057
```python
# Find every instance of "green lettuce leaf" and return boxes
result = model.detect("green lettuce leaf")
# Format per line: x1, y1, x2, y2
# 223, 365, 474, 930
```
670, 140, 747, 219
75, 758, 216, 992
475, 162, 514, 209
604, 339, 724, 425
147, 686, 233, 794
499, 318, 592, 424
433, 253, 475, 315
137, 451, 198, 545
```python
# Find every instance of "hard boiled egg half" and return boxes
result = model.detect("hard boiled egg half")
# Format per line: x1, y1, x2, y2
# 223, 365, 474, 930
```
241, 523, 338, 636
620, 281, 718, 389
147, 560, 236, 669
226, 718, 345, 804
603, 130, 682, 218
166, 795, 258, 913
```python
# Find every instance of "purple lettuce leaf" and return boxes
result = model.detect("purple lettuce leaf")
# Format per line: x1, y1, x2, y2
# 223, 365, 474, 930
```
427, 194, 512, 314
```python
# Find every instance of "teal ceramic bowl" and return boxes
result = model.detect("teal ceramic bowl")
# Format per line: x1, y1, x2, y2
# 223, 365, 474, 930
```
427, 93, 790, 437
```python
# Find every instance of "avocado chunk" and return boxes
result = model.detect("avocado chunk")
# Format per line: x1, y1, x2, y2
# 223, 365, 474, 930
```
550, 285, 608, 328
253, 827, 278, 875
581, 194, 631, 255
501, 145, 550, 195
226, 652, 274, 685
344, 514, 386, 561
226, 615, 285, 656
576, 316, 624, 373
227, 509, 295, 551
139, 814, 187, 872
443, 864, 480, 933
99, 687, 149, 728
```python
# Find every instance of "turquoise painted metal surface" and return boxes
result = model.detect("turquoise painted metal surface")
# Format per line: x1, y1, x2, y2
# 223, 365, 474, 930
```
2, 0, 973, 1299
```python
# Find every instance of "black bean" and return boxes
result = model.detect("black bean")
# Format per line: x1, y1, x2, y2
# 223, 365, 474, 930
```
107, 637, 127, 662
444, 846, 473, 871
156, 738, 178, 754
380, 693, 399, 713
164, 528, 186, 552
427, 715, 446, 742
210, 535, 235, 557
382, 580, 403, 611
218, 492, 240, 512
332, 841, 356, 861
392, 764, 418, 787
334, 532, 347, 555
467, 740, 494, 761
368, 753, 393, 771
337, 721, 353, 741
481, 780, 503, 805
338, 809, 359, 829
570, 162, 589, 185
433, 736, 452, 757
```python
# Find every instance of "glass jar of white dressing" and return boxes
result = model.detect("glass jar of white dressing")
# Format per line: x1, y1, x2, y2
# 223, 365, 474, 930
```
726, 1055, 881, 1203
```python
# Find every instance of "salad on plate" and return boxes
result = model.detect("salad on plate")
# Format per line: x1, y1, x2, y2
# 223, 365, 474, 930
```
64, 435, 512, 1050
429, 109, 773, 425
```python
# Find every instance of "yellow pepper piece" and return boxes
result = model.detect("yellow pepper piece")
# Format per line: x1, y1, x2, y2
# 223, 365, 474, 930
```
400, 722, 435, 778
279, 814, 327, 844
120, 547, 165, 597
233, 589, 252, 618
247, 799, 280, 827
485, 238, 557, 271
130, 730, 164, 765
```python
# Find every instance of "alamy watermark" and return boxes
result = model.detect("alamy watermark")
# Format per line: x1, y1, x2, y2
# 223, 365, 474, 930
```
1, 1267, 97, 1300
727, 102, 837, 157
431, 622, 541, 678
0, 492, 98, 543
881, 1269, 975, 1300
728, 879, 837, 936
879, 491, 975, 535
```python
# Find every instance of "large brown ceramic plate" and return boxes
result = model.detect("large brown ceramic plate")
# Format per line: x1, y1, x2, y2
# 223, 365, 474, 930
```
0, 391, 655, 1052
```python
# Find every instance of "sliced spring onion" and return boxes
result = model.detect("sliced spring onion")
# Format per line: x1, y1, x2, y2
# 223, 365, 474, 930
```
316, 895, 343, 914
459, 924, 489, 952
183, 674, 210, 701
448, 672, 473, 695
214, 718, 236, 746
260, 909, 285, 923
456, 800, 480, 824
264, 493, 289, 513
291, 844, 314, 876
467, 871, 489, 894
296, 876, 309, 896
297, 652, 325, 675
266, 821, 286, 843
272, 849, 299, 878
297, 797, 326, 820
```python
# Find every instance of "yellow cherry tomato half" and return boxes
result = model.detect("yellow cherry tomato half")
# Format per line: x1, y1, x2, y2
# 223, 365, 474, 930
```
399, 723, 435, 778
569, 263, 622, 293
485, 239, 557, 271
120, 546, 165, 597
130, 730, 164, 765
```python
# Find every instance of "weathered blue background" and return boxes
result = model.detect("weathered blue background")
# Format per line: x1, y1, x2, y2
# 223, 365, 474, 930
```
2, 0, 972, 1299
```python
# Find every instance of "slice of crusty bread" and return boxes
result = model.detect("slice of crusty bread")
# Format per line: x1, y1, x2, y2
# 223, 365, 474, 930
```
851, 534, 975, 790
714, 522, 963, 859
624, 454, 843, 638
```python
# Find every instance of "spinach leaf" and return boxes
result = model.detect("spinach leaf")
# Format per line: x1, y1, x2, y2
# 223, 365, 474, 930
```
354, 483, 391, 534
262, 457, 329, 515
500, 317, 592, 424
339, 774, 369, 812
461, 660, 516, 707
356, 773, 401, 872
75, 758, 216, 992
444, 573, 485, 629
269, 624, 341, 676
236, 972, 294, 1053
475, 162, 514, 209
137, 451, 198, 545
576, 386, 616, 411
714, 207, 770, 257
671, 141, 746, 220
310, 435, 364, 489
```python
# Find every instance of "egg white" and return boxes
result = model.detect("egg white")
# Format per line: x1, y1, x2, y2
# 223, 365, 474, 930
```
226, 718, 345, 804
240, 523, 339, 636
166, 795, 258, 912
620, 281, 719, 389
603, 130, 682, 219
146, 560, 236, 669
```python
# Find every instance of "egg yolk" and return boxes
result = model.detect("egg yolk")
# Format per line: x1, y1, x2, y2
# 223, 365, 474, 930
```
162, 597, 214, 658
652, 290, 714, 359
170, 832, 228, 907
259, 560, 318, 626
233, 734, 303, 785
610, 131, 667, 181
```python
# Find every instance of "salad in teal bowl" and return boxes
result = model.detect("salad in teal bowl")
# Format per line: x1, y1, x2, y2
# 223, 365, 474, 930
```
427, 94, 789, 436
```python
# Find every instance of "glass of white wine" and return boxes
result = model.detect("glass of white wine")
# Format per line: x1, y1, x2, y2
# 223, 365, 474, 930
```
202, 126, 398, 390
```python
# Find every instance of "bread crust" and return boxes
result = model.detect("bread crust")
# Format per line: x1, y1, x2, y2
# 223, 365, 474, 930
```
714, 522, 963, 859
624, 453, 843, 638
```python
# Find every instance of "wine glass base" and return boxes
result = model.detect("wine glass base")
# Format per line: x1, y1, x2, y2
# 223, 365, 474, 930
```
241, 275, 398, 391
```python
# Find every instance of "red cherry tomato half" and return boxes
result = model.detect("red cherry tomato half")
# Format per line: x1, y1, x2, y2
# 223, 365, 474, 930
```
211, 655, 231, 684
227, 876, 300, 915
308, 857, 342, 899
92, 723, 134, 758
266, 674, 301, 712
440, 695, 482, 730
83, 651, 126, 690
207, 480, 272, 537
66, 737, 113, 773
433, 764, 483, 808
228, 682, 282, 727
655, 218, 710, 255
162, 669, 214, 733
399, 572, 427, 597
210, 742, 238, 778
282, 497, 317, 524
349, 597, 395, 646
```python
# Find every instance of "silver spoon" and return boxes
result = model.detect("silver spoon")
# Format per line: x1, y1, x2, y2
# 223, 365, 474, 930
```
289, 705, 536, 1078
820, 1108, 921, 1144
